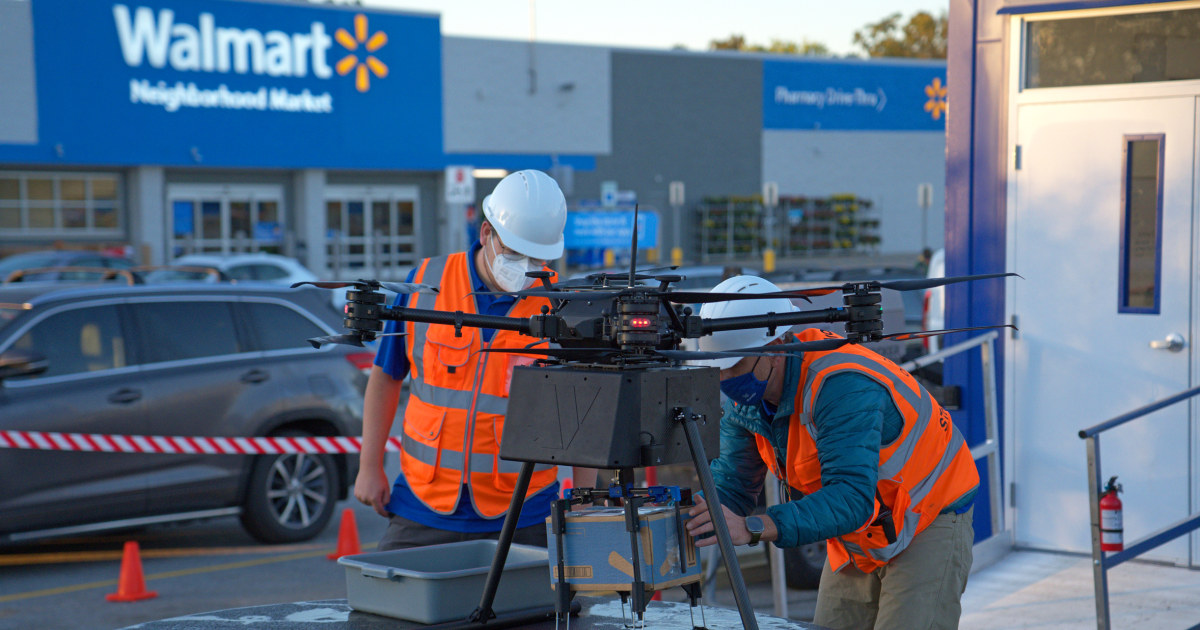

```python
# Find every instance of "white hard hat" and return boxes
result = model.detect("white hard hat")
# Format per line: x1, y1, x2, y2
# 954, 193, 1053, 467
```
695, 275, 799, 369
482, 170, 567, 261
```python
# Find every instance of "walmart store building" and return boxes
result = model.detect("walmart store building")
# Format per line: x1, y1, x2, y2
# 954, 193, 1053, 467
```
0, 0, 948, 274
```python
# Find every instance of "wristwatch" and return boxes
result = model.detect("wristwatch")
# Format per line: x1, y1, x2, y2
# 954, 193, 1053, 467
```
745, 515, 765, 547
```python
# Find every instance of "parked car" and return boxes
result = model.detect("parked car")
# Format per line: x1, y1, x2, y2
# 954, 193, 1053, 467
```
0, 249, 137, 283
0, 281, 369, 544
143, 252, 318, 285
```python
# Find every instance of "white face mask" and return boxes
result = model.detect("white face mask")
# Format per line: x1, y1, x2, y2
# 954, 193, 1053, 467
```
487, 234, 539, 292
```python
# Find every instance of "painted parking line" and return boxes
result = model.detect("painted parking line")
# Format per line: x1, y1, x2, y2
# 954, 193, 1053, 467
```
0, 543, 327, 566
0, 542, 378, 603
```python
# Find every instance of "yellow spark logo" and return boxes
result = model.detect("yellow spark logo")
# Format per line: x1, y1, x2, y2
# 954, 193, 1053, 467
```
924, 77, 948, 121
335, 15, 388, 93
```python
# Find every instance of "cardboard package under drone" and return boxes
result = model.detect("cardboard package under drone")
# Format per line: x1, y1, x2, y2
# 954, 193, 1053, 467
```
337, 540, 554, 624
499, 364, 722, 469
546, 505, 701, 591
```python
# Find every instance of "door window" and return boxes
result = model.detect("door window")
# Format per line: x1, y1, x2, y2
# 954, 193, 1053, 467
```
1119, 135, 1163, 314
243, 302, 327, 351
9, 305, 127, 378
134, 301, 241, 363
168, 185, 285, 257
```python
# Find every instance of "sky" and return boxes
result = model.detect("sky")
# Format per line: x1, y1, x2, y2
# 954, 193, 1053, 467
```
356, 1, 950, 58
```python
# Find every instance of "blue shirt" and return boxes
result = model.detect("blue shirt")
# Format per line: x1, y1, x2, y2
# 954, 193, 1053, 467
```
374, 241, 558, 532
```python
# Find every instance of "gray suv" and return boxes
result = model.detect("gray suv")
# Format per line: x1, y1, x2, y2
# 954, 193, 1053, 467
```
0, 282, 367, 544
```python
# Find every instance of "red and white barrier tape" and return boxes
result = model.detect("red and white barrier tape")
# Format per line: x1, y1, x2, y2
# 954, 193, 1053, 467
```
0, 430, 399, 454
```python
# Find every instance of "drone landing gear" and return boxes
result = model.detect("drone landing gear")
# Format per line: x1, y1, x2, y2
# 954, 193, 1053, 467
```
470, 407, 759, 630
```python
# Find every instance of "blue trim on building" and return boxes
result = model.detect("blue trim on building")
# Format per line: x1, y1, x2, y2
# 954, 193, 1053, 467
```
443, 153, 596, 171
997, 0, 1171, 14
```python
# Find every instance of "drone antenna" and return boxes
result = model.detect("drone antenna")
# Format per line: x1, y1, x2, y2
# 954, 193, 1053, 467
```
628, 203, 639, 288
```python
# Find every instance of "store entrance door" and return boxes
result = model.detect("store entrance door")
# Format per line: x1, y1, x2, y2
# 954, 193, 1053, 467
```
324, 185, 419, 279
167, 185, 285, 258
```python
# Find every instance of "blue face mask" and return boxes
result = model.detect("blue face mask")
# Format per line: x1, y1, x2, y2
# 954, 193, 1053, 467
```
720, 360, 772, 407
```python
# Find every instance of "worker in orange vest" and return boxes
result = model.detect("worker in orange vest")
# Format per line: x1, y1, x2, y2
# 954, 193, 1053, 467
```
355, 170, 593, 550
685, 275, 978, 630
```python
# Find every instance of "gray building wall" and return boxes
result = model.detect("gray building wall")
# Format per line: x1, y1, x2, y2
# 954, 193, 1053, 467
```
0, 0, 37, 144
442, 37, 611, 155
763, 130, 946, 254
575, 50, 764, 257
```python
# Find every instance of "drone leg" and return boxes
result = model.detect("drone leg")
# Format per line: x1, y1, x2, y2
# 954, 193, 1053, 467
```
675, 407, 759, 630
682, 581, 708, 630
469, 460, 534, 623
620, 471, 647, 625
552, 497, 574, 622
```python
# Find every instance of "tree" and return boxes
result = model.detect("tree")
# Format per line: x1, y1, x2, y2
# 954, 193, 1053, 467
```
709, 34, 831, 57
852, 11, 948, 59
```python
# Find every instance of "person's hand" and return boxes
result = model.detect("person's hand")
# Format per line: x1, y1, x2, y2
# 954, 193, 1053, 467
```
354, 466, 392, 518
685, 494, 756, 547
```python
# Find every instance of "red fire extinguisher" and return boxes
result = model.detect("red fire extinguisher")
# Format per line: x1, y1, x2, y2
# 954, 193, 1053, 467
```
1099, 476, 1123, 552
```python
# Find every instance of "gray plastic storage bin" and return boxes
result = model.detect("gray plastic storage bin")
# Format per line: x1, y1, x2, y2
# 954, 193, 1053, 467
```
337, 540, 554, 624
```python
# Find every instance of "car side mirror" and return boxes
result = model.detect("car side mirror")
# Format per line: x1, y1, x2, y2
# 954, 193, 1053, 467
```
0, 349, 48, 381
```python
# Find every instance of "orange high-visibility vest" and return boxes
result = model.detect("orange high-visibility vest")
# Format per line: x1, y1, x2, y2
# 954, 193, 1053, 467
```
754, 328, 978, 573
400, 252, 558, 518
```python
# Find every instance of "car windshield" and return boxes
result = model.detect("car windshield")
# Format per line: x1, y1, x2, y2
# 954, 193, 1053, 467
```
0, 252, 62, 276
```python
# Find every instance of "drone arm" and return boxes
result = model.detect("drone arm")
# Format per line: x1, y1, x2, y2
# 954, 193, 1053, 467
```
698, 307, 847, 337
381, 305, 556, 338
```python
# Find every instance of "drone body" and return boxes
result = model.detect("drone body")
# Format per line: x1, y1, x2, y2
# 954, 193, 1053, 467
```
499, 363, 721, 469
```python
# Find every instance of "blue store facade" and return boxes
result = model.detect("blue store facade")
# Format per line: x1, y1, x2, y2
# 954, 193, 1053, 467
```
0, 0, 950, 274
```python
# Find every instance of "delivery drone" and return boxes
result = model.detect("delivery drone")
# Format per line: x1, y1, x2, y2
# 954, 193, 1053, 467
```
296, 217, 1015, 629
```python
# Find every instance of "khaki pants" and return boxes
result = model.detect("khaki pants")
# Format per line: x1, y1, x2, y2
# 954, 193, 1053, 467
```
813, 507, 974, 630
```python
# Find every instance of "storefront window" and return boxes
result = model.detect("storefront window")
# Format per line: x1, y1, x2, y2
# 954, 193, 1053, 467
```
0, 172, 122, 235
0, 178, 19, 201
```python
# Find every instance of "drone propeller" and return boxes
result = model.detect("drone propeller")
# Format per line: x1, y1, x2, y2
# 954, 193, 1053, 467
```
306, 333, 366, 349
305, 331, 406, 349
874, 324, 1017, 342
664, 272, 1022, 304
292, 280, 439, 295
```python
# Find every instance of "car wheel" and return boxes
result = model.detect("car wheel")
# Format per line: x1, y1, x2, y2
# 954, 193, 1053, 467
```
783, 540, 826, 590
240, 431, 339, 543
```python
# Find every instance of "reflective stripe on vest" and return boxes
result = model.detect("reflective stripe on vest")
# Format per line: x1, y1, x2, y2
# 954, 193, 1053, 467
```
776, 329, 978, 572
402, 437, 554, 475
400, 252, 560, 518
407, 255, 449, 383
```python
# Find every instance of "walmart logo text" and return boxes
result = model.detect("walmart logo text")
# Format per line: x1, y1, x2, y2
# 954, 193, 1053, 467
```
113, 4, 334, 78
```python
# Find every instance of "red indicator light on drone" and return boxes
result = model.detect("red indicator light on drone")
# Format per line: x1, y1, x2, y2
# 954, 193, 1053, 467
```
629, 317, 654, 329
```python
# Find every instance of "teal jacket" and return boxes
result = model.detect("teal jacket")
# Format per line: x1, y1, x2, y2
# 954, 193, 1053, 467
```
710, 348, 974, 544
710, 351, 959, 549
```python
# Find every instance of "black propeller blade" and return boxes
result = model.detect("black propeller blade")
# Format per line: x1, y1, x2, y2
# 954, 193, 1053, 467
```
306, 334, 366, 349
663, 272, 1021, 304
292, 280, 438, 294
876, 324, 1017, 342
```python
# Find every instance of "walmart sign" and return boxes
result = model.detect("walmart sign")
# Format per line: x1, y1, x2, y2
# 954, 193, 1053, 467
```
763, 58, 947, 131
0, 0, 443, 168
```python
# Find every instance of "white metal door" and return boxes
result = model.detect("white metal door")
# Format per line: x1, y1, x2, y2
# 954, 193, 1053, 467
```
1007, 96, 1196, 564
167, 184, 285, 257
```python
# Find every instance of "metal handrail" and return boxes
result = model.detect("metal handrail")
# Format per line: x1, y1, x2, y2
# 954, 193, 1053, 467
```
1078, 383, 1200, 630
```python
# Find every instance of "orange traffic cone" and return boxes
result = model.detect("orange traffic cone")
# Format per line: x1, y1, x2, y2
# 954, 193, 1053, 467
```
106, 541, 157, 602
327, 508, 361, 560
